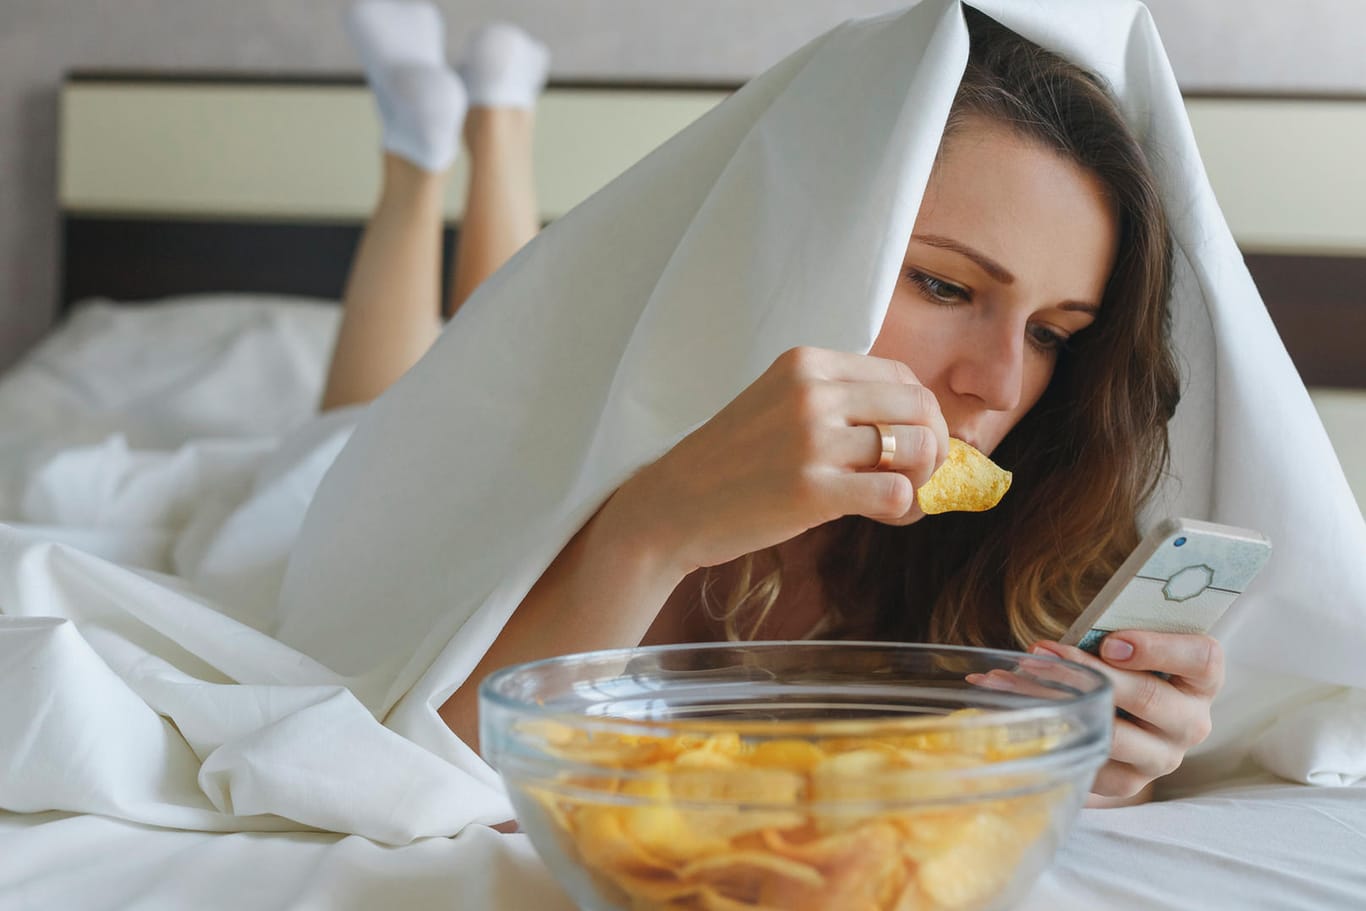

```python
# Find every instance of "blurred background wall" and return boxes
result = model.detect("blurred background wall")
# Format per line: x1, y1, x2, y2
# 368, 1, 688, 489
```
2, 0, 1364, 369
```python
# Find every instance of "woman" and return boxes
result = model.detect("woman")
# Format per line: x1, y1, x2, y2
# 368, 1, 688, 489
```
275, 0, 1366, 835
449, 9, 1208, 809
310, 2, 1207, 808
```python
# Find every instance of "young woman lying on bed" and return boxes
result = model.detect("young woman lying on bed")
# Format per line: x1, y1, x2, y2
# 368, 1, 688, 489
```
324, 0, 1217, 809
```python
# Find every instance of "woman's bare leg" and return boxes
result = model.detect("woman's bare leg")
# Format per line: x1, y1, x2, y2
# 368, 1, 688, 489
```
322, 0, 465, 411
448, 107, 540, 315
447, 21, 549, 313
320, 154, 448, 411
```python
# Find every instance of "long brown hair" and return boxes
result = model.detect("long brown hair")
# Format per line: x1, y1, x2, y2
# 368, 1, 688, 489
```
707, 6, 1180, 649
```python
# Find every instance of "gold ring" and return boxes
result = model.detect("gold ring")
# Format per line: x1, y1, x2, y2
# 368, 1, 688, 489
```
874, 423, 896, 471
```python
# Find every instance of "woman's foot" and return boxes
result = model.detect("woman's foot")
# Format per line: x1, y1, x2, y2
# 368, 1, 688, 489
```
347, 0, 468, 173
456, 21, 551, 111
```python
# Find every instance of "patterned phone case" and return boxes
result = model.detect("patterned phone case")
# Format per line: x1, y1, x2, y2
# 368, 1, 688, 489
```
1063, 518, 1272, 654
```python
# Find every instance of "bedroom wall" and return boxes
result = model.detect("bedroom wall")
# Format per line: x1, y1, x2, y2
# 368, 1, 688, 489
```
2, 0, 1365, 370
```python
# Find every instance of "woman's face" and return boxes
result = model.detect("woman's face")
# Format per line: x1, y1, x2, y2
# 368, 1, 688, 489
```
871, 114, 1118, 460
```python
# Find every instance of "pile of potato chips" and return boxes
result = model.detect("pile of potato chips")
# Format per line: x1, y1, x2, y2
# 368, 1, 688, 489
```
516, 713, 1070, 911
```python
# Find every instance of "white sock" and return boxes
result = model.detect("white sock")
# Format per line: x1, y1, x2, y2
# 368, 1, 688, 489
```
457, 22, 551, 110
347, 0, 467, 172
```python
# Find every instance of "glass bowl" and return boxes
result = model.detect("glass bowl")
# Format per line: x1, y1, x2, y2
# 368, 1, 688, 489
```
480, 641, 1112, 911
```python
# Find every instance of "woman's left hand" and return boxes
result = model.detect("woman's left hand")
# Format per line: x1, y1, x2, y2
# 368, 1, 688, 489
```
1029, 632, 1224, 805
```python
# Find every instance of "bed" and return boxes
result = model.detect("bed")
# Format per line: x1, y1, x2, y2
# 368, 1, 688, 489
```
0, 73, 1363, 910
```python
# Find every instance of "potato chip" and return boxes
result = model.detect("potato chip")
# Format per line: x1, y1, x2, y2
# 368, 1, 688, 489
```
541, 732, 673, 766
611, 774, 734, 861
747, 740, 828, 771
890, 809, 980, 864
602, 869, 703, 905
670, 765, 805, 807
685, 731, 746, 759
573, 803, 676, 874
620, 801, 733, 862
916, 438, 1012, 515
916, 812, 1030, 909
807, 749, 897, 830
680, 850, 825, 888
758, 823, 905, 910
761, 822, 889, 867
695, 886, 787, 911
890, 877, 932, 911
672, 767, 807, 841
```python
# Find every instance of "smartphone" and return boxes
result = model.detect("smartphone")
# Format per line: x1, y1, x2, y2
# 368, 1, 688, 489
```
1060, 517, 1272, 654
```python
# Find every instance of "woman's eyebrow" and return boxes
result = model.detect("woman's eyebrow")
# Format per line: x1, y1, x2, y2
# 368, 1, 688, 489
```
1059, 301, 1100, 314
911, 233, 1015, 283
911, 233, 1100, 313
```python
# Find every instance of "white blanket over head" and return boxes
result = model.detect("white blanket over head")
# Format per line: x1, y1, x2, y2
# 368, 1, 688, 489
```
2, 0, 1364, 849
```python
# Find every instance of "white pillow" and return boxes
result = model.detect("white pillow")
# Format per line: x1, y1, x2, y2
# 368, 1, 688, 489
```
1, 294, 340, 449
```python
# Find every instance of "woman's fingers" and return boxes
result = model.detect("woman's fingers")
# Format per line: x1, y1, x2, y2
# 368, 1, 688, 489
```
1032, 639, 1216, 775
633, 346, 954, 571
785, 378, 948, 476
841, 381, 950, 468
838, 378, 943, 425
841, 423, 941, 475
965, 668, 1074, 701
965, 656, 1185, 801
1105, 716, 1184, 779
824, 469, 917, 520
774, 347, 949, 462
775, 345, 923, 386
1090, 757, 1160, 802
1092, 631, 1225, 698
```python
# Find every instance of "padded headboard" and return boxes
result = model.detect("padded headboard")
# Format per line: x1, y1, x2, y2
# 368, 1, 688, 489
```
58, 75, 1366, 389
57, 73, 732, 318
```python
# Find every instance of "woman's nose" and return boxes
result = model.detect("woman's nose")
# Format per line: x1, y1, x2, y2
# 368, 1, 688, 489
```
948, 322, 1025, 413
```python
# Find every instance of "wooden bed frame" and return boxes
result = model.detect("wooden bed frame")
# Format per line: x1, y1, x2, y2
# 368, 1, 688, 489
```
57, 73, 1366, 389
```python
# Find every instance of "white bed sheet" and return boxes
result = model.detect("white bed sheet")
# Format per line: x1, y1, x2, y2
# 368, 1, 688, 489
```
0, 295, 342, 571
3, 780, 1362, 910
2, 297, 1364, 910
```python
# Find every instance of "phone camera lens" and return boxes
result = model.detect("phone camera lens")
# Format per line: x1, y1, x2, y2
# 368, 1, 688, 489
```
1173, 536, 1187, 547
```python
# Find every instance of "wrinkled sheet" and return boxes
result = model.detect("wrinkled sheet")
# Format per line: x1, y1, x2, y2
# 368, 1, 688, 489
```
0, 296, 514, 845
3, 780, 1363, 910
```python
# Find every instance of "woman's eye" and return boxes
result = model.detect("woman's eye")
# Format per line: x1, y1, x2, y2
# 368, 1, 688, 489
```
906, 270, 970, 304
1028, 324, 1070, 353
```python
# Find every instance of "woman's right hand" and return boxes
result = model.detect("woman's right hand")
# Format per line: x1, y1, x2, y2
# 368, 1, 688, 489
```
441, 347, 947, 751
606, 346, 951, 577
